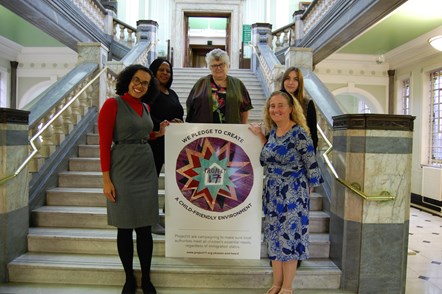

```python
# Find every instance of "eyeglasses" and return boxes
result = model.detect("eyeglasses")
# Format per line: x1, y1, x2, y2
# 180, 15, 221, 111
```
131, 76, 150, 88
210, 62, 225, 69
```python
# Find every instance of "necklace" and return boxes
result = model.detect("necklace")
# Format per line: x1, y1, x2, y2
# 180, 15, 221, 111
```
276, 122, 294, 136
213, 78, 227, 88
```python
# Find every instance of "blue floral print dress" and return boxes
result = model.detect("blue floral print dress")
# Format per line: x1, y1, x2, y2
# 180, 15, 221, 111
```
260, 125, 323, 261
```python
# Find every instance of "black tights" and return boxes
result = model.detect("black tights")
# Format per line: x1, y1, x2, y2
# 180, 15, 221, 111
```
117, 226, 153, 283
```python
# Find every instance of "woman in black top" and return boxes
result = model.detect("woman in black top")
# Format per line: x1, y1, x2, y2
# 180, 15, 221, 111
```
146, 58, 184, 176
145, 58, 184, 235
281, 67, 318, 151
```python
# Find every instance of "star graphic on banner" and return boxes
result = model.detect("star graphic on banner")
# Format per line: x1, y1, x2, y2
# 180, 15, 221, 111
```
176, 138, 251, 211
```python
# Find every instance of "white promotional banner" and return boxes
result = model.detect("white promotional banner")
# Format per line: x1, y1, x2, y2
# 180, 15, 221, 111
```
165, 123, 263, 259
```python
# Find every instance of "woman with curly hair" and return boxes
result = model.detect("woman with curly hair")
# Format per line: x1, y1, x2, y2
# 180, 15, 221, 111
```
98, 64, 169, 294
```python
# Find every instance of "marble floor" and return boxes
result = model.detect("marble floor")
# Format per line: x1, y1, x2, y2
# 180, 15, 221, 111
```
0, 206, 440, 294
406, 206, 442, 294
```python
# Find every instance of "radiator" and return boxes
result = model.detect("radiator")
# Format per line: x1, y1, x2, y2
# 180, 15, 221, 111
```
422, 166, 442, 201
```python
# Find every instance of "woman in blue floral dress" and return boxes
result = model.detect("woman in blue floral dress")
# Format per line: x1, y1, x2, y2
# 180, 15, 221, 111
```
249, 91, 323, 294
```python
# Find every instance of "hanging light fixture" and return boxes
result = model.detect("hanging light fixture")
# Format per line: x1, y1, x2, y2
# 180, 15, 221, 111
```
429, 35, 442, 51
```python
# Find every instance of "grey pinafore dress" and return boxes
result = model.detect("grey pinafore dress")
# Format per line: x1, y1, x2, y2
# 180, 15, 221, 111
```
107, 96, 159, 229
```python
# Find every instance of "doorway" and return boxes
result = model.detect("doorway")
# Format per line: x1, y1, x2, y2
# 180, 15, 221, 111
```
184, 13, 231, 68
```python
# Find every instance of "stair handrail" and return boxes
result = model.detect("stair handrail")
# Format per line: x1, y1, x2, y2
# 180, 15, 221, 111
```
301, 66, 396, 201
271, 20, 296, 53
317, 122, 395, 202
249, 42, 395, 201
0, 66, 108, 186
249, 42, 285, 98
108, 40, 156, 75
113, 18, 138, 48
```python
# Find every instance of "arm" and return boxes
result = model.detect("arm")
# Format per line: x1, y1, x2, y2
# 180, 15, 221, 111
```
149, 120, 170, 139
307, 100, 318, 151
170, 89, 185, 122
97, 98, 118, 202
295, 128, 323, 189
144, 102, 170, 140
186, 76, 212, 123
238, 79, 253, 124
240, 111, 249, 124
102, 171, 116, 202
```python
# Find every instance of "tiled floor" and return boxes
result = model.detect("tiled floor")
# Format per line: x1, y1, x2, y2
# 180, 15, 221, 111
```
0, 206, 440, 293
406, 206, 442, 294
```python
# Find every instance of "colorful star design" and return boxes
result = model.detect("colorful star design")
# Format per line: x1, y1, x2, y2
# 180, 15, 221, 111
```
176, 138, 251, 211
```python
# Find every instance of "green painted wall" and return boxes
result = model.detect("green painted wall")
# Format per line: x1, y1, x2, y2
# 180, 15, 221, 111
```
189, 17, 227, 30
339, 1, 442, 55
0, 5, 63, 47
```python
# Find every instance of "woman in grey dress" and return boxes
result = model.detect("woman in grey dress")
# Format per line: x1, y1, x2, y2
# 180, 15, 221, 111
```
98, 64, 169, 294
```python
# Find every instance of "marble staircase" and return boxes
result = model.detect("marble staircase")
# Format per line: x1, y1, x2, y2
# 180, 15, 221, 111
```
5, 68, 345, 293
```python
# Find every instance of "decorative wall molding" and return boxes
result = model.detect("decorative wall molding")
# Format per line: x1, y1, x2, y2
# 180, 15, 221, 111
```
386, 25, 442, 69
316, 53, 389, 82
333, 113, 415, 131
0, 36, 22, 61
0, 108, 29, 124
171, 0, 244, 68
18, 47, 77, 63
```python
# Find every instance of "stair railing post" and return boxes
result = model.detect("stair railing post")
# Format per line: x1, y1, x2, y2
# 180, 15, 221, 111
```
77, 42, 109, 108
284, 47, 313, 71
0, 109, 30, 282
251, 23, 272, 74
330, 114, 415, 293
137, 20, 159, 66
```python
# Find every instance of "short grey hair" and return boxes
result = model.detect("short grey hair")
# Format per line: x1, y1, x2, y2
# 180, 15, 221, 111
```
205, 48, 229, 68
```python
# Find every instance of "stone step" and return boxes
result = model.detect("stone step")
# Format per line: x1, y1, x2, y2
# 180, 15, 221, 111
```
27, 228, 165, 257
174, 90, 266, 99
173, 68, 258, 75
27, 228, 330, 259
55, 172, 323, 210
46, 186, 323, 212
175, 94, 266, 104
0, 283, 356, 294
173, 83, 266, 91
78, 144, 100, 158
173, 75, 263, 82
69, 157, 100, 171
31, 206, 110, 229
46, 187, 105, 206
173, 85, 265, 94
58, 171, 103, 188
175, 93, 267, 105
7, 253, 341, 290
173, 70, 260, 77
31, 206, 329, 233
46, 187, 166, 209
57, 170, 166, 188
86, 132, 99, 145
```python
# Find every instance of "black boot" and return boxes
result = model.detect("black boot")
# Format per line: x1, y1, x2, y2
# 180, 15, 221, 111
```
122, 273, 137, 294
141, 279, 157, 294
